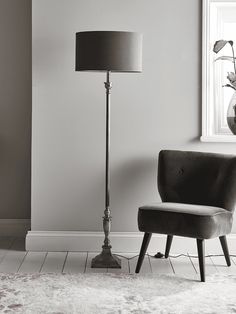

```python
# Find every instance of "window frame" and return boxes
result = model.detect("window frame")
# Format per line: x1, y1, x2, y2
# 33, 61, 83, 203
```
201, 0, 236, 142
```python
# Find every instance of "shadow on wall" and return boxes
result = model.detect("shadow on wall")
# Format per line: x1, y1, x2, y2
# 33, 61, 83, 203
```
110, 156, 159, 229
73, 155, 158, 231
112, 156, 157, 200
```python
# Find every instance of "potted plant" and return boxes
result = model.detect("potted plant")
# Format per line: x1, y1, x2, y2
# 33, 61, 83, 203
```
213, 40, 236, 134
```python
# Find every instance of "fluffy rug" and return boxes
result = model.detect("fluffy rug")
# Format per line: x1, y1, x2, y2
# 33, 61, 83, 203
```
0, 272, 236, 314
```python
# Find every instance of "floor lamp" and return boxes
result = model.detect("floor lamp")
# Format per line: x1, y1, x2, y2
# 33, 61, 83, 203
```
75, 31, 142, 268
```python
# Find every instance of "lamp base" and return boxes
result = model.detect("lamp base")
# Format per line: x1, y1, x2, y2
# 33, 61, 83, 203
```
91, 247, 121, 268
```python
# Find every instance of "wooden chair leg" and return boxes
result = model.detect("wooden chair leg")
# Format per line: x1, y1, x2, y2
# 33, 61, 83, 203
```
196, 239, 205, 282
165, 235, 173, 258
135, 232, 152, 273
219, 235, 231, 266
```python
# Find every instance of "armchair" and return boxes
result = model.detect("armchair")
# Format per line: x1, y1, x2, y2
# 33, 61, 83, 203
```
135, 150, 236, 281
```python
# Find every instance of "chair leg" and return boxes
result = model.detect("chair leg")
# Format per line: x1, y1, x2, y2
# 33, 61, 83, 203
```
219, 235, 231, 266
165, 235, 173, 258
196, 239, 205, 282
135, 232, 152, 273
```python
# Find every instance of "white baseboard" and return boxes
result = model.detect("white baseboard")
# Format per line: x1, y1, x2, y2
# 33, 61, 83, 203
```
0, 219, 30, 237
26, 230, 236, 254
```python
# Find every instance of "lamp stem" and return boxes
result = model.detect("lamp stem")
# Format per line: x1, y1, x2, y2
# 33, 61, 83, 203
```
104, 71, 112, 248
91, 71, 121, 268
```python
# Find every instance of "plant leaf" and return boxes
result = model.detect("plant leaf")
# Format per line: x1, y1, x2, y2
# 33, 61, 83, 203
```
215, 56, 236, 62
213, 40, 230, 53
223, 84, 236, 91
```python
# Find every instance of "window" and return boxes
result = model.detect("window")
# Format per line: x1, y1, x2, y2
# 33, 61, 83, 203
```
201, 0, 236, 142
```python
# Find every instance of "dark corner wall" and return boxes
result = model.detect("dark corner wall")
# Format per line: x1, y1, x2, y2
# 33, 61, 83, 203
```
0, 0, 31, 219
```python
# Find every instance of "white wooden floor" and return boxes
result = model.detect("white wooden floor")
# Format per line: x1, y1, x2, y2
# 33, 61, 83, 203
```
0, 237, 236, 279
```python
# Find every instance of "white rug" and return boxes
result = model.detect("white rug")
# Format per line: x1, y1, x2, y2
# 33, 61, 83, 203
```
0, 272, 236, 314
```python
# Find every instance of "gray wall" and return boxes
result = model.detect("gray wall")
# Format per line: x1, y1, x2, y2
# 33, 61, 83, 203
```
32, 0, 236, 232
0, 0, 31, 219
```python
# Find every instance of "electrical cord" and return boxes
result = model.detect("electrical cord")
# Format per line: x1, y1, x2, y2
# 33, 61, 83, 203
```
164, 253, 236, 259
114, 252, 236, 260
114, 254, 140, 260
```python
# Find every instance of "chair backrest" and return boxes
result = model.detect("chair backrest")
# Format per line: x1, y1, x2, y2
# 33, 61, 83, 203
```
158, 150, 236, 212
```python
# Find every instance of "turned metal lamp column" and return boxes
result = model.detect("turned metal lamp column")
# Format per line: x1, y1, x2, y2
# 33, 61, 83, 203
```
75, 31, 142, 268
91, 71, 121, 268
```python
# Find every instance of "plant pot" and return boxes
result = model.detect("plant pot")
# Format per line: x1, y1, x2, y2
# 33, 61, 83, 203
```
227, 92, 236, 134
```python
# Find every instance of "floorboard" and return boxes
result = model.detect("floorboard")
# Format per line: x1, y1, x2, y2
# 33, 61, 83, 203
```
40, 252, 67, 273
149, 254, 174, 275
63, 252, 87, 274
231, 256, 236, 267
0, 238, 235, 278
0, 238, 26, 273
18, 252, 47, 273
189, 254, 218, 277
128, 253, 152, 274
0, 237, 15, 263
170, 254, 197, 279
211, 255, 236, 274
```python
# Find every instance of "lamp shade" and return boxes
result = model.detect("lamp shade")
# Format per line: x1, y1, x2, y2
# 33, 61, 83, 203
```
75, 31, 142, 72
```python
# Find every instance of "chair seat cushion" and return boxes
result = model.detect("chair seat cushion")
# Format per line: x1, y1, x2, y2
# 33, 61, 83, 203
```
138, 202, 233, 239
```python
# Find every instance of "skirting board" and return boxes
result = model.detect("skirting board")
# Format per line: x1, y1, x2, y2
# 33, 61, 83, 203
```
26, 231, 236, 254
0, 219, 30, 237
